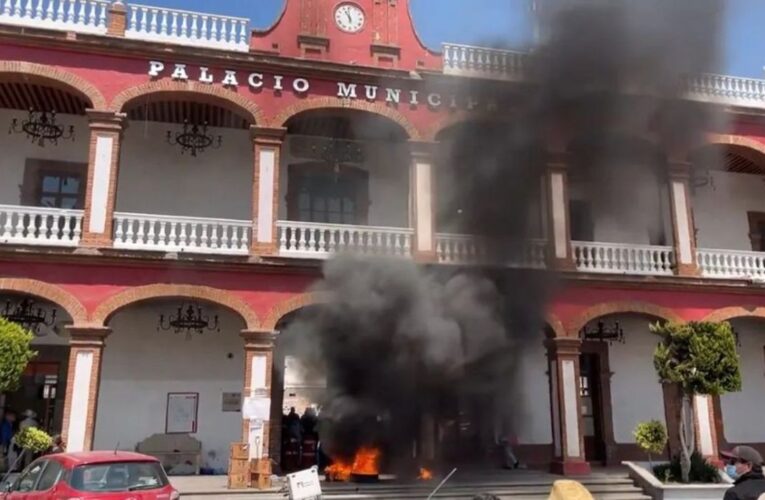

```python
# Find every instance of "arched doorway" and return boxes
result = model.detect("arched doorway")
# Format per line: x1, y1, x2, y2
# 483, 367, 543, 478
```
113, 90, 258, 253
575, 312, 670, 464
92, 297, 248, 474
278, 109, 411, 256
716, 317, 765, 453
0, 70, 94, 245
0, 293, 73, 434
690, 142, 765, 252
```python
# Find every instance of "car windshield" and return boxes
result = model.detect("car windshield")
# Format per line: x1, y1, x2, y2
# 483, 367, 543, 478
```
68, 461, 169, 492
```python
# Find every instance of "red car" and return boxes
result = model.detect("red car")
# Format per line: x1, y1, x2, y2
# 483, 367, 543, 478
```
2, 451, 180, 499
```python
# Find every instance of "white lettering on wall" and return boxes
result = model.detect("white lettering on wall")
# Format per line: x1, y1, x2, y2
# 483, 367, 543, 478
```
171, 64, 189, 81
248, 73, 264, 88
386, 88, 401, 104
409, 90, 419, 105
199, 67, 213, 84
221, 70, 238, 87
148, 60, 164, 77
338, 82, 358, 99
427, 93, 442, 108
293, 78, 310, 93
273, 75, 284, 91
365, 85, 378, 101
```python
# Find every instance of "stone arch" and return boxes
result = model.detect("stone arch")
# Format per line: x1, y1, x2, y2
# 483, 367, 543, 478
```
110, 80, 265, 124
90, 284, 260, 330
271, 97, 422, 140
427, 110, 493, 141
0, 278, 87, 323
0, 61, 107, 110
566, 301, 683, 336
704, 133, 765, 159
702, 306, 765, 323
262, 291, 331, 331
546, 312, 566, 338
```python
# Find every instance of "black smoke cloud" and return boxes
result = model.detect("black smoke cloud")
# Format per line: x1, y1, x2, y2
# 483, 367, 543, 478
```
279, 0, 726, 470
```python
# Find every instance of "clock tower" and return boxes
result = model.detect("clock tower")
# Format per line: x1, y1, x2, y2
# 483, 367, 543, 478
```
251, 0, 440, 71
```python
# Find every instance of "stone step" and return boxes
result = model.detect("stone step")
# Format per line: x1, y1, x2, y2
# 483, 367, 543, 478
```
181, 479, 649, 500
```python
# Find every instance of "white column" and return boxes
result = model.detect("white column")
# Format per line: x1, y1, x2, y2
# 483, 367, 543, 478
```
241, 330, 274, 460
251, 127, 286, 255
668, 161, 698, 276
545, 156, 575, 270
410, 141, 436, 260
62, 328, 109, 452
694, 394, 717, 457
81, 111, 125, 247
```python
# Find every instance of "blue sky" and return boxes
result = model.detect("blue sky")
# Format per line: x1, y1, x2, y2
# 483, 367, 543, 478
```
146, 0, 762, 78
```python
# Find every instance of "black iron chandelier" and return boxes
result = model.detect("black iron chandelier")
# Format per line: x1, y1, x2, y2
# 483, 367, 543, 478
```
9, 108, 74, 147
166, 120, 222, 157
158, 303, 220, 340
1, 298, 57, 335
579, 320, 625, 344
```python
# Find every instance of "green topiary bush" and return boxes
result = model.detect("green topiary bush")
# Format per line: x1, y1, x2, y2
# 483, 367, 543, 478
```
0, 317, 36, 392
653, 451, 721, 484
634, 420, 668, 468
15, 427, 53, 453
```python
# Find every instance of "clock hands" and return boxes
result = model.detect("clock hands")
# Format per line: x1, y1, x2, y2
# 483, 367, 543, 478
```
346, 10, 353, 25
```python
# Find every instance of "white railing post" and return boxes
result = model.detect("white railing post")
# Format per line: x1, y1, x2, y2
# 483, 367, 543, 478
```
697, 248, 765, 281
275, 221, 414, 259
571, 241, 674, 276
0, 205, 83, 247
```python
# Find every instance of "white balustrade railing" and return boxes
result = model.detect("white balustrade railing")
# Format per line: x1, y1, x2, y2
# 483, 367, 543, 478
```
435, 233, 547, 268
277, 221, 413, 258
697, 248, 765, 280
685, 73, 765, 108
125, 4, 249, 52
113, 212, 251, 255
442, 43, 527, 80
0, 205, 82, 246
0, 0, 108, 34
573, 241, 674, 276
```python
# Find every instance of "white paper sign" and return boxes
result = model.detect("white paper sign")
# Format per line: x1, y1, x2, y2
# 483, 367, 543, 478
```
166, 393, 198, 434
242, 397, 271, 420
287, 466, 322, 500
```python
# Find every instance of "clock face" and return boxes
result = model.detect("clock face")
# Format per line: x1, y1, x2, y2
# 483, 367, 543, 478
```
335, 3, 365, 33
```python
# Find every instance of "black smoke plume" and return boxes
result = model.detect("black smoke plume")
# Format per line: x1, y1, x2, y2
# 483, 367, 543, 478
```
279, 0, 726, 472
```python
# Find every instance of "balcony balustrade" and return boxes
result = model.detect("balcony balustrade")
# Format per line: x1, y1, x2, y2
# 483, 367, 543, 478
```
442, 43, 527, 81
572, 241, 675, 276
276, 220, 413, 259
0, 0, 108, 34
112, 212, 251, 255
0, 205, 82, 247
696, 248, 765, 281
435, 233, 547, 269
124, 4, 249, 52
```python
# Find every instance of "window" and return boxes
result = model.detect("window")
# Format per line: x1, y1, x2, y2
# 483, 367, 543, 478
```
36, 459, 63, 491
569, 200, 594, 241
21, 160, 86, 209
287, 163, 369, 225
68, 461, 169, 492
748, 212, 765, 251
13, 460, 46, 492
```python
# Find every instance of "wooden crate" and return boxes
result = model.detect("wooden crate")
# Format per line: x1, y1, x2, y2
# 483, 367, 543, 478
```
251, 473, 272, 490
228, 458, 249, 475
227, 473, 249, 489
249, 458, 272, 475
230, 443, 249, 460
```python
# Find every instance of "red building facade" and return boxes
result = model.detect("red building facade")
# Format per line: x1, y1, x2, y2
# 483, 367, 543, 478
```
1, 0, 765, 475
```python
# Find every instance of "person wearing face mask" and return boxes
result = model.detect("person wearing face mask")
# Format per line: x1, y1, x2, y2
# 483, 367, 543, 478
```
721, 445, 765, 500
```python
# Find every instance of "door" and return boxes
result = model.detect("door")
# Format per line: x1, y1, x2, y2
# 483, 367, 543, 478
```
579, 353, 606, 462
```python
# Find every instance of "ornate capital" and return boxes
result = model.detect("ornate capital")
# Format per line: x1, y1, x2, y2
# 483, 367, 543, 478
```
240, 329, 277, 350
66, 326, 111, 347
408, 140, 437, 160
86, 110, 127, 133
546, 151, 571, 171
545, 336, 582, 357
250, 126, 287, 145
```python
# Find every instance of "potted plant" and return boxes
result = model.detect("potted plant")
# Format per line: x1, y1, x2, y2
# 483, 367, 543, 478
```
634, 420, 668, 469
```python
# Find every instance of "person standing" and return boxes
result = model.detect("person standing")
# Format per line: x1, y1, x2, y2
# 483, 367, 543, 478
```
0, 410, 16, 471
18, 410, 38, 431
722, 446, 765, 500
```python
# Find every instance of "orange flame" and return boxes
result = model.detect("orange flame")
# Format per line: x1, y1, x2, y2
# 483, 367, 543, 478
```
325, 447, 381, 481
418, 467, 433, 480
